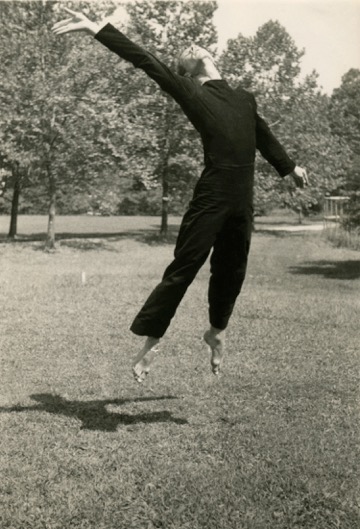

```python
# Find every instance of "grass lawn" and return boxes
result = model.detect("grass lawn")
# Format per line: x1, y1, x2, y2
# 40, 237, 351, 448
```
0, 215, 359, 529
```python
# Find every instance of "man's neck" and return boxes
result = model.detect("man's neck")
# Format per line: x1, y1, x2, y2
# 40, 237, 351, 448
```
196, 73, 222, 85
194, 60, 222, 85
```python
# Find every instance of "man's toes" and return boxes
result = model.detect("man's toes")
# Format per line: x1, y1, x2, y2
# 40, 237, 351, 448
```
211, 358, 221, 375
132, 365, 150, 383
132, 365, 142, 382
133, 371, 145, 383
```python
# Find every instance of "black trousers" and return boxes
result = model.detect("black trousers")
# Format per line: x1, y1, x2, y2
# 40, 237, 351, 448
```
130, 164, 254, 338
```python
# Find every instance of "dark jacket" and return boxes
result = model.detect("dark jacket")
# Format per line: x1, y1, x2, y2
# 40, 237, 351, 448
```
95, 24, 295, 176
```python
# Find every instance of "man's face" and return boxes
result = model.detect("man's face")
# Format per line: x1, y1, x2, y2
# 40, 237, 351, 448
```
179, 44, 213, 76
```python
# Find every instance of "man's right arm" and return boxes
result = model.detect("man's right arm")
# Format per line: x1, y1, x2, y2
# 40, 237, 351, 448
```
52, 8, 193, 101
93, 23, 194, 100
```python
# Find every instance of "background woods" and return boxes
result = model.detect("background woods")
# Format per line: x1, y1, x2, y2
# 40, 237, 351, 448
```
0, 0, 359, 243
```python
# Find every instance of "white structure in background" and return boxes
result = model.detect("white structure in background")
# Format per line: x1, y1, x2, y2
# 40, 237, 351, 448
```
323, 196, 349, 228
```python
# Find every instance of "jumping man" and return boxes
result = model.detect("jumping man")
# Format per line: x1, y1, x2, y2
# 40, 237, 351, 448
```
52, 8, 309, 382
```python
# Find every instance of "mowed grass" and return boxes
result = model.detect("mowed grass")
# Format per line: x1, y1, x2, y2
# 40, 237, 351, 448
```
0, 215, 359, 529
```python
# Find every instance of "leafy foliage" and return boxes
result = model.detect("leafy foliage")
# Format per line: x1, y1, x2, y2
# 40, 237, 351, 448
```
0, 0, 134, 241
329, 69, 360, 230
0, 3, 357, 240
123, 0, 217, 233
220, 20, 351, 217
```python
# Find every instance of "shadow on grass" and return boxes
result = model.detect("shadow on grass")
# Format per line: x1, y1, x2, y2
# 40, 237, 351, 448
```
0, 393, 188, 431
289, 260, 360, 280
0, 226, 180, 250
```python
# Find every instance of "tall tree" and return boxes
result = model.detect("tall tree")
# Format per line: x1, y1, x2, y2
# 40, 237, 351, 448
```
330, 68, 360, 154
0, 0, 132, 245
0, 1, 45, 236
329, 69, 360, 228
125, 0, 217, 235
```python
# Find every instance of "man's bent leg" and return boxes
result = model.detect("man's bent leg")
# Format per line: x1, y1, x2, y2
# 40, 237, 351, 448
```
130, 204, 226, 382
130, 167, 232, 381
131, 191, 229, 338
130, 248, 210, 338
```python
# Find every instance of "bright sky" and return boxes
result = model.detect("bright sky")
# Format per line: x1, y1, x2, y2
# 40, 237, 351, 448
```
214, 0, 360, 94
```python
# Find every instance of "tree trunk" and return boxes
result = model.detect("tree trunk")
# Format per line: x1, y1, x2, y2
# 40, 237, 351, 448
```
160, 175, 169, 236
159, 102, 175, 237
8, 177, 20, 238
46, 176, 56, 250
298, 207, 303, 224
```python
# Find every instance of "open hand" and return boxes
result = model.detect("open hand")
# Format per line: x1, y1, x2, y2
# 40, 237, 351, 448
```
51, 7, 99, 36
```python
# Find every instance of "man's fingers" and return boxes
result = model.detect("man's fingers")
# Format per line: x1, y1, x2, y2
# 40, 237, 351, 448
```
290, 167, 309, 188
52, 24, 75, 35
52, 25, 77, 35
63, 7, 78, 16
300, 170, 309, 187
52, 18, 72, 30
52, 27, 68, 35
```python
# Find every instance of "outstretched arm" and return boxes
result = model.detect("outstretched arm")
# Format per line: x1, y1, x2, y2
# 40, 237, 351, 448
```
253, 98, 308, 188
52, 8, 193, 101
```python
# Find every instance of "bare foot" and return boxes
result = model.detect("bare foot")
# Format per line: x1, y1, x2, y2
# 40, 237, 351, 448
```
204, 329, 224, 375
132, 337, 160, 383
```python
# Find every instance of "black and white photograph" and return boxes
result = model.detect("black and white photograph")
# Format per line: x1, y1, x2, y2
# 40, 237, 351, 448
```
1, 0, 359, 527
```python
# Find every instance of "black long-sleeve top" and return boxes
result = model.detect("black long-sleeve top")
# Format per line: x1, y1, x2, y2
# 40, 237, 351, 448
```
95, 24, 296, 176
